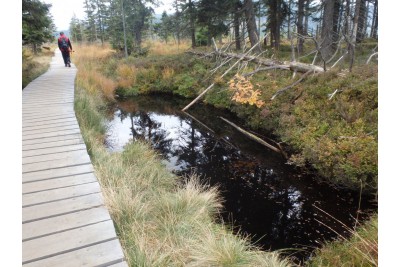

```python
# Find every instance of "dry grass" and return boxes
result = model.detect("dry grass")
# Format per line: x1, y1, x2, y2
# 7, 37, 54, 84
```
162, 66, 175, 80
116, 64, 137, 89
73, 44, 117, 101
22, 46, 55, 88
145, 39, 191, 56
307, 209, 378, 267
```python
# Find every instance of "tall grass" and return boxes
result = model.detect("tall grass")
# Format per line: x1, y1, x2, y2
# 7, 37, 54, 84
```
144, 39, 191, 56
306, 209, 377, 267
73, 44, 117, 101
74, 43, 292, 266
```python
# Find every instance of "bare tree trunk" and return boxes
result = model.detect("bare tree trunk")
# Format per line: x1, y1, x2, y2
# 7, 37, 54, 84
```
95, 0, 104, 45
175, 0, 181, 47
304, 0, 310, 35
321, 0, 335, 60
287, 0, 292, 39
370, 0, 378, 39
356, 0, 367, 42
268, 0, 281, 50
349, 0, 362, 71
234, 1, 242, 50
188, 0, 196, 48
332, 0, 342, 44
244, 0, 261, 52
297, 0, 305, 53
121, 0, 128, 58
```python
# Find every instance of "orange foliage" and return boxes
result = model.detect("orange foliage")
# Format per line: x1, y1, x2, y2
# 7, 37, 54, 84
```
229, 74, 265, 108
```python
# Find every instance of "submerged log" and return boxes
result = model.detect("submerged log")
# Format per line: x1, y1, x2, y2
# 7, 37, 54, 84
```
219, 116, 287, 158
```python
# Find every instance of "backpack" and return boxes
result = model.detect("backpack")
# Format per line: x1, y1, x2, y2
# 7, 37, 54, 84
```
60, 37, 69, 50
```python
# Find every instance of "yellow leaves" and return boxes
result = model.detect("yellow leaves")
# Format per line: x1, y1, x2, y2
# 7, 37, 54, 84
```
229, 74, 265, 108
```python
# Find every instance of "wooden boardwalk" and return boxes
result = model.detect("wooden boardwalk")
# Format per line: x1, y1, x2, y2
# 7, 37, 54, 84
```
22, 51, 128, 266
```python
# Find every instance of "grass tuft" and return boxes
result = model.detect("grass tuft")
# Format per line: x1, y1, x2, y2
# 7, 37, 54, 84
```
307, 214, 378, 267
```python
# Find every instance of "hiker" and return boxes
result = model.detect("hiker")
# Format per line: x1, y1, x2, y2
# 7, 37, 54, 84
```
58, 32, 73, 67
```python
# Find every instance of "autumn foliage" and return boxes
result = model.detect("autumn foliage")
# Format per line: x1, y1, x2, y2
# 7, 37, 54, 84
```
229, 74, 265, 108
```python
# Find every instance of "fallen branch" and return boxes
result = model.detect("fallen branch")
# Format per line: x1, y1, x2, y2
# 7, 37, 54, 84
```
219, 116, 285, 156
271, 70, 313, 100
331, 51, 348, 68
187, 50, 324, 74
242, 65, 290, 77
328, 89, 339, 100
182, 37, 267, 112
366, 52, 378, 64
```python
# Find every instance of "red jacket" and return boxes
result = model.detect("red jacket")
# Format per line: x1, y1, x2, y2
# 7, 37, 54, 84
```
58, 34, 72, 52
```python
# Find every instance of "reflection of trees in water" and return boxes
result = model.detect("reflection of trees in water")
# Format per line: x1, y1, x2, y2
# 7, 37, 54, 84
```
110, 97, 376, 262
117, 109, 173, 155
166, 117, 314, 251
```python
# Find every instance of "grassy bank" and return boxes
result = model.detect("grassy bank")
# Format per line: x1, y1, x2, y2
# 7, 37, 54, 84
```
22, 46, 54, 89
73, 43, 291, 266
83, 41, 377, 193
307, 215, 378, 266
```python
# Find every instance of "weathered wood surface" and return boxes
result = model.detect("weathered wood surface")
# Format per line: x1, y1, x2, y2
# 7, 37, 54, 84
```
22, 50, 128, 266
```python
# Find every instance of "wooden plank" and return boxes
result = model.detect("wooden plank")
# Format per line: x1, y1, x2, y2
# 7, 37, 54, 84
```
22, 96, 74, 102
22, 119, 77, 128
22, 128, 82, 141
22, 125, 80, 137
22, 150, 91, 173
23, 182, 101, 207
22, 149, 90, 165
22, 193, 104, 223
22, 107, 74, 115
22, 138, 85, 157
23, 164, 94, 183
22, 121, 78, 132
22, 220, 118, 263
22, 100, 75, 106
22, 143, 86, 159
23, 133, 82, 146
23, 239, 126, 267
23, 115, 76, 123
23, 206, 111, 240
23, 173, 97, 194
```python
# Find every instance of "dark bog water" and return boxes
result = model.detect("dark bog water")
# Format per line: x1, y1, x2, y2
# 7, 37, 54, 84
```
105, 94, 376, 263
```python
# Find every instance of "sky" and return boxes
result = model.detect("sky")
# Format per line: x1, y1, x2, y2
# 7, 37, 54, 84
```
43, 0, 175, 31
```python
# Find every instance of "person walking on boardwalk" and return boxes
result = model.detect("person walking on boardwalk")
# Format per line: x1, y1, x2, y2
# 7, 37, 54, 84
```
58, 32, 73, 67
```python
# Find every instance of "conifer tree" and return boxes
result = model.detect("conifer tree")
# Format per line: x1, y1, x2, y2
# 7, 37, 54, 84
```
22, 0, 55, 53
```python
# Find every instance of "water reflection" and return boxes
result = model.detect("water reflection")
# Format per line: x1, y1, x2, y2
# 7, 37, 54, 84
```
106, 94, 376, 262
